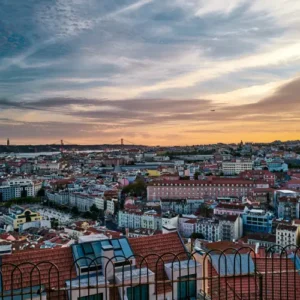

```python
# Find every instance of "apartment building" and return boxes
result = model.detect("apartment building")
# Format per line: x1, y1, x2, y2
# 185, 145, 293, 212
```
277, 196, 300, 221
118, 210, 162, 230
106, 198, 117, 214
222, 160, 253, 175
3, 178, 36, 198
214, 202, 248, 216
196, 218, 219, 242
242, 209, 274, 234
0, 185, 15, 201
69, 193, 98, 212
240, 170, 276, 186
180, 218, 197, 237
218, 214, 243, 241
46, 190, 70, 206
35, 162, 60, 173
2, 205, 42, 229
276, 223, 299, 247
160, 198, 205, 214
147, 178, 268, 201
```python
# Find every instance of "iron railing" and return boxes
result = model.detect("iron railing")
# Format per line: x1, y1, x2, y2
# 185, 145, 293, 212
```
1, 244, 300, 299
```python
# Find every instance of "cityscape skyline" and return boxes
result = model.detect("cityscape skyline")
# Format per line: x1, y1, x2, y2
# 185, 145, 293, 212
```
0, 0, 300, 145
1, 138, 300, 147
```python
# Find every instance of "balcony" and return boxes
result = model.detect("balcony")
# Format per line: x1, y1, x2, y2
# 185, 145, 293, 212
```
1, 244, 300, 299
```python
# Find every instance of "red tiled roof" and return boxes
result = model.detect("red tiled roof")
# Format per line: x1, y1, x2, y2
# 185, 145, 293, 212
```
207, 256, 300, 300
293, 219, 300, 225
288, 180, 300, 184
129, 232, 187, 295
1, 247, 76, 292
150, 178, 261, 186
86, 227, 122, 238
203, 241, 254, 253
215, 202, 246, 210
242, 233, 276, 243
217, 214, 239, 222
277, 223, 298, 231
255, 257, 300, 299
185, 219, 197, 224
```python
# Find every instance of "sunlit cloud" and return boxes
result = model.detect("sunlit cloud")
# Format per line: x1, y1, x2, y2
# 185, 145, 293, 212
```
0, 0, 300, 144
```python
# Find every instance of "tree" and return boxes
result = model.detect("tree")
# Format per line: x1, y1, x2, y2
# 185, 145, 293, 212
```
90, 204, 100, 220
190, 232, 204, 239
51, 218, 59, 229
121, 179, 147, 197
196, 204, 213, 218
91, 212, 98, 221
71, 206, 80, 216
82, 211, 92, 219
194, 172, 200, 180
37, 188, 45, 197
90, 204, 100, 214
4, 202, 12, 208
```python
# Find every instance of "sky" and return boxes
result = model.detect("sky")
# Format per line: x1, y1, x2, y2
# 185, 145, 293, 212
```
0, 0, 300, 146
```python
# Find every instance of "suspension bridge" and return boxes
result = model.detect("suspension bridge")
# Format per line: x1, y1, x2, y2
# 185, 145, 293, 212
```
49, 138, 136, 147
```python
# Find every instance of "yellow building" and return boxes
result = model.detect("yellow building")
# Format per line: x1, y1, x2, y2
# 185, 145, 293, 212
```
147, 170, 161, 177
3, 205, 42, 230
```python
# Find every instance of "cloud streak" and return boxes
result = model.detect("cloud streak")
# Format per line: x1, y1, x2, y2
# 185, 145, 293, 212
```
0, 0, 300, 144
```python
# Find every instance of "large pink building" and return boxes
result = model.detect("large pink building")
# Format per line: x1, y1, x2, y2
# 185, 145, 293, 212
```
239, 170, 276, 186
147, 178, 269, 201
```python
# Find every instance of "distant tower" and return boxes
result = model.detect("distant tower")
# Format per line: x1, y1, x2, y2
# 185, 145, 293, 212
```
121, 138, 124, 146
60, 139, 64, 153
7, 138, 10, 146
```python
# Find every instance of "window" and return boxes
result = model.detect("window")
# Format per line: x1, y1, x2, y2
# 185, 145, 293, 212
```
127, 284, 148, 300
177, 274, 196, 300
78, 294, 103, 300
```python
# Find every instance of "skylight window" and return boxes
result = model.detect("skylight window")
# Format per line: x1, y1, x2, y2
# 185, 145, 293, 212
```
72, 237, 134, 273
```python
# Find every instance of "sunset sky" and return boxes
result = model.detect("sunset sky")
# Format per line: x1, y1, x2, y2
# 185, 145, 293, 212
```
0, 0, 300, 145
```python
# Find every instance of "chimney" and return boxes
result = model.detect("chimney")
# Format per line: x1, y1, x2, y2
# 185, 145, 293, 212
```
101, 245, 114, 280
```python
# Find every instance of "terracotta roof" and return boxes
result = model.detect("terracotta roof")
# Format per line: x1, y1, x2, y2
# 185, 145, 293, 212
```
1, 247, 76, 292
207, 256, 300, 300
129, 232, 187, 295
150, 178, 261, 186
242, 233, 276, 243
203, 241, 254, 253
86, 227, 122, 238
287, 180, 300, 184
217, 214, 239, 222
278, 196, 299, 203
185, 219, 197, 224
277, 224, 298, 232
215, 202, 246, 210
255, 257, 300, 299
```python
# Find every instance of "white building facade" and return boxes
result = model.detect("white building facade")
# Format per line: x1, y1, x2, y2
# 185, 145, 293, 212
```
222, 160, 253, 175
